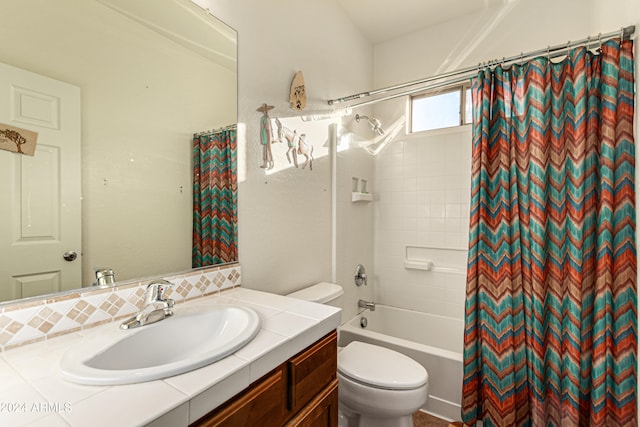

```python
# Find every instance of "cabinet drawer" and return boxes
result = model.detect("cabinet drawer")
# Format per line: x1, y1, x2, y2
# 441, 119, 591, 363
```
288, 331, 337, 414
193, 364, 287, 427
285, 379, 339, 427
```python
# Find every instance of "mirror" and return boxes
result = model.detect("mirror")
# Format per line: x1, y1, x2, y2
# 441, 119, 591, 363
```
0, 0, 237, 303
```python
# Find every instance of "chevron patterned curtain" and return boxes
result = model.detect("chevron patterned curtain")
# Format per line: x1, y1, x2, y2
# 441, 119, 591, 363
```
462, 39, 636, 427
192, 126, 238, 268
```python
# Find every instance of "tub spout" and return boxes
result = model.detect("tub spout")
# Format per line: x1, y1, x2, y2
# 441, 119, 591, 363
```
358, 299, 375, 311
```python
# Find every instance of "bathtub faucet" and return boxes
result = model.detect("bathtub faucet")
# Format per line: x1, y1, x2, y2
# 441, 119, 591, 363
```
358, 299, 375, 312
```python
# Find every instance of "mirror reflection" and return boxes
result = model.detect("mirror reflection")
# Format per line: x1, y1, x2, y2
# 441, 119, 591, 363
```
0, 0, 238, 303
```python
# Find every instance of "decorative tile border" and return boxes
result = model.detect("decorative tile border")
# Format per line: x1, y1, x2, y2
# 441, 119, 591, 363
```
0, 264, 241, 352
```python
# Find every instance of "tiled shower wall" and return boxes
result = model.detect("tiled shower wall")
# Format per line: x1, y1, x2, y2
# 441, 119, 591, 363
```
337, 146, 375, 324
373, 126, 472, 319
0, 264, 241, 352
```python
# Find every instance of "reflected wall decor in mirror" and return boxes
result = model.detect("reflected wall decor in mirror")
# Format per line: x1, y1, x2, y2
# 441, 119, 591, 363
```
0, 0, 238, 303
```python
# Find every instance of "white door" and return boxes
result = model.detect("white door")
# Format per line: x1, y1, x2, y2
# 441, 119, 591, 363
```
0, 62, 81, 301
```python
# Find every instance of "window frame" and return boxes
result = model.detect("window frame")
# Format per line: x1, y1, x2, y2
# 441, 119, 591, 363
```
408, 83, 472, 134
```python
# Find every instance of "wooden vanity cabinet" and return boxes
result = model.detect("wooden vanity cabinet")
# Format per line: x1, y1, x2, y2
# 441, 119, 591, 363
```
192, 330, 338, 427
284, 379, 338, 427
194, 364, 288, 427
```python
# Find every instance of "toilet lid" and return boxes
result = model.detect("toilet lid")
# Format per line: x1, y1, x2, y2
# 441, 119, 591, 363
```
286, 282, 343, 303
338, 341, 428, 390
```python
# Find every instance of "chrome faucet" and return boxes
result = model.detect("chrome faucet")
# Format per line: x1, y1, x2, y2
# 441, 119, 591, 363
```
93, 267, 115, 287
358, 299, 375, 312
120, 280, 175, 330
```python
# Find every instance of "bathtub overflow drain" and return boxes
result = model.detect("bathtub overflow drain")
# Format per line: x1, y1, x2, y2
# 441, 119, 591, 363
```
360, 317, 368, 328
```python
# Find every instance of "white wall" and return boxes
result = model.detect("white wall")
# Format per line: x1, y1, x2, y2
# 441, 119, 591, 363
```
208, 1, 374, 301
374, 0, 591, 87
0, 0, 236, 286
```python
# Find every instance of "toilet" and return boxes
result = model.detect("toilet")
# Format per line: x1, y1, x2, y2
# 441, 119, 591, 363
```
287, 283, 429, 427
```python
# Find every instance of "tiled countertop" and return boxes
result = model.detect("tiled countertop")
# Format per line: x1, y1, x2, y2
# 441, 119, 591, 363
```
0, 288, 341, 427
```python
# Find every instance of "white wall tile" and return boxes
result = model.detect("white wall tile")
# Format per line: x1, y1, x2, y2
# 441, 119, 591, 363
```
374, 127, 472, 317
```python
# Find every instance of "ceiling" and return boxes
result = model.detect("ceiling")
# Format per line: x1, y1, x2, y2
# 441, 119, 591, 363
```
336, 0, 510, 43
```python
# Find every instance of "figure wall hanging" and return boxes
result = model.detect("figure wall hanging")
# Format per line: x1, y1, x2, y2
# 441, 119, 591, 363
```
0, 123, 38, 156
274, 117, 314, 170
256, 103, 275, 170
289, 71, 306, 111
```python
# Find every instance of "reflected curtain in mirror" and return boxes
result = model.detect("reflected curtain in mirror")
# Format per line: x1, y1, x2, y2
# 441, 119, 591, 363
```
462, 39, 636, 427
192, 126, 238, 267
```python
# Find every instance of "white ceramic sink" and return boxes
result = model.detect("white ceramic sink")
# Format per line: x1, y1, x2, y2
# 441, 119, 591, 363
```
60, 304, 260, 385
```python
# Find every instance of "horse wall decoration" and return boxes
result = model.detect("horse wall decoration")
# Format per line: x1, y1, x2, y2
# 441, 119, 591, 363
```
274, 117, 313, 171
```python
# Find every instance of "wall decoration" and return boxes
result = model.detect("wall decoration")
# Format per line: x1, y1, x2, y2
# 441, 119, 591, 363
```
256, 103, 275, 170
274, 117, 313, 170
0, 123, 38, 156
289, 71, 306, 111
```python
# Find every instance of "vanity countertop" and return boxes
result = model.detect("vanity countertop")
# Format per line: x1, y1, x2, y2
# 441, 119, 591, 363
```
0, 288, 341, 427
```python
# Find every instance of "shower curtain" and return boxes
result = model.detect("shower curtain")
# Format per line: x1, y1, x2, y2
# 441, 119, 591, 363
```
192, 126, 238, 267
462, 39, 637, 427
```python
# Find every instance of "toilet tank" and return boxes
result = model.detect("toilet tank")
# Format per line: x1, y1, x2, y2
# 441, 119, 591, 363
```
287, 282, 343, 308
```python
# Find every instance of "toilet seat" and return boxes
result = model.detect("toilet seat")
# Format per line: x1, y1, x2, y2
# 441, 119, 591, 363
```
338, 341, 428, 390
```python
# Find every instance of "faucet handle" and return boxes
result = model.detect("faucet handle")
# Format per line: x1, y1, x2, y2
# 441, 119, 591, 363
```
144, 279, 174, 304
354, 264, 367, 286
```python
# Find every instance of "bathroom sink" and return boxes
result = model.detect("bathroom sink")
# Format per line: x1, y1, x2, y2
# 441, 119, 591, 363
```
60, 304, 260, 385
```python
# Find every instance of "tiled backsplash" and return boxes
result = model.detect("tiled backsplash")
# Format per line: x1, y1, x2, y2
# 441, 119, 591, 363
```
0, 263, 241, 352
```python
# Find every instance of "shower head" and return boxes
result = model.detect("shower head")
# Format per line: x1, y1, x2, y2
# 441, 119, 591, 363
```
355, 114, 385, 136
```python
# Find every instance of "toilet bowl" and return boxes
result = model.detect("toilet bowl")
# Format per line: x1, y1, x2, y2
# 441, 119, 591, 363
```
287, 283, 429, 427
338, 341, 428, 427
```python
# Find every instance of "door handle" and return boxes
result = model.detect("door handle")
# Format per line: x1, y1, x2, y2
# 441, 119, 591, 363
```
63, 251, 78, 262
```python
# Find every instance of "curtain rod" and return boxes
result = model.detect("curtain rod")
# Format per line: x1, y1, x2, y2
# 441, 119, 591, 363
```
327, 25, 636, 108
195, 123, 237, 136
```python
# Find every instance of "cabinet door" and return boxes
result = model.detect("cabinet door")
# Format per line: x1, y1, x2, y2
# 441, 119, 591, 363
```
191, 330, 339, 427
288, 331, 337, 414
284, 379, 339, 427
193, 365, 287, 427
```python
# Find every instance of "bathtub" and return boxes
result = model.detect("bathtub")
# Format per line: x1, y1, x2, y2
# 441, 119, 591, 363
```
338, 304, 464, 421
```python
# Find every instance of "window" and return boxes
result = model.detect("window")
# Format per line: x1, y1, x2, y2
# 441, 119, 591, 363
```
410, 85, 472, 133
